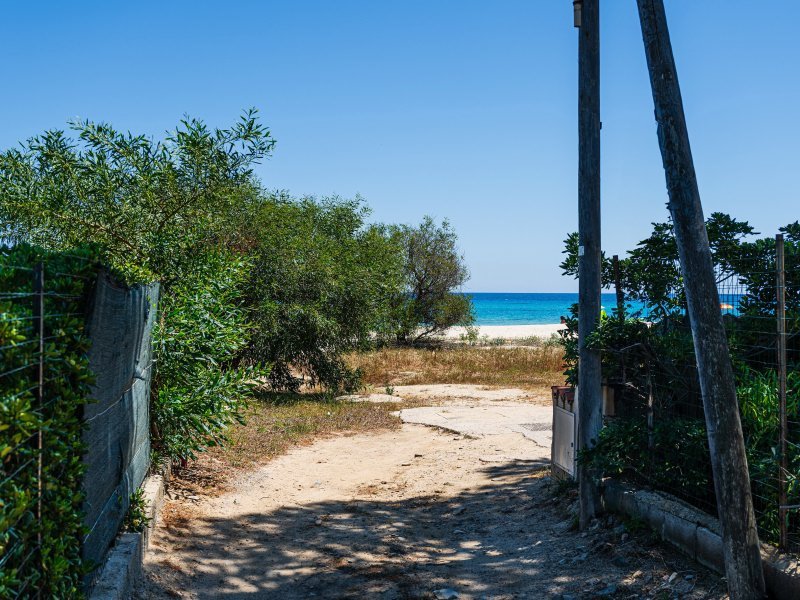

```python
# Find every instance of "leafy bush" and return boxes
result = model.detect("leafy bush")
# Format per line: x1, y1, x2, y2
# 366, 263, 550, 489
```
581, 418, 713, 508
152, 253, 267, 460
584, 367, 800, 543
0, 245, 95, 598
122, 488, 151, 533
0, 110, 274, 283
564, 213, 800, 545
237, 194, 403, 392
736, 367, 800, 541
0, 113, 275, 463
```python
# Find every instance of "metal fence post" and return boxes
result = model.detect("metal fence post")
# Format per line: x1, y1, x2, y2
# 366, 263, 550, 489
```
647, 369, 654, 450
613, 255, 624, 318
776, 234, 788, 551
33, 260, 44, 594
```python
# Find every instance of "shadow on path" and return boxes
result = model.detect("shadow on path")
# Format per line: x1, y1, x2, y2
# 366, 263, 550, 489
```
142, 459, 724, 599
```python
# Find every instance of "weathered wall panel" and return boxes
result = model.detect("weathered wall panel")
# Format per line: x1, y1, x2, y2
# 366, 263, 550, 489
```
81, 271, 159, 581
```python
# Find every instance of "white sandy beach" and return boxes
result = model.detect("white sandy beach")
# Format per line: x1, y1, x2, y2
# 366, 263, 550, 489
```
444, 323, 566, 340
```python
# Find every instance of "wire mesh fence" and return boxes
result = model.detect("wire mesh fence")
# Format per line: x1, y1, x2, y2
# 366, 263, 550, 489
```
2, 245, 159, 595
598, 233, 800, 553
0, 248, 95, 597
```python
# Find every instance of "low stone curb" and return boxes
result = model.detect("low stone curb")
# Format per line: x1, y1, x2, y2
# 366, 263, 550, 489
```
89, 466, 170, 599
603, 479, 800, 599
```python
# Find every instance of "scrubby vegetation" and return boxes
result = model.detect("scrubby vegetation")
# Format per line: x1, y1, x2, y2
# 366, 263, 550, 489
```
235, 194, 404, 392
0, 111, 475, 465
349, 341, 564, 392
388, 216, 474, 344
560, 214, 800, 545
0, 111, 483, 591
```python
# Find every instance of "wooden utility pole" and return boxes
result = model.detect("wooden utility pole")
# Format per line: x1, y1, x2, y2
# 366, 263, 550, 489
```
635, 1, 765, 597
576, 0, 603, 527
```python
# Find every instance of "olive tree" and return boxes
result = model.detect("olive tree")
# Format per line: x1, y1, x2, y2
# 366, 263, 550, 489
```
234, 193, 405, 392
391, 216, 473, 343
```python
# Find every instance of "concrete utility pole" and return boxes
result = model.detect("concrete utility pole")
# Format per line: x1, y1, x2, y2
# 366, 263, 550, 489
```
635, 1, 766, 597
575, 0, 604, 528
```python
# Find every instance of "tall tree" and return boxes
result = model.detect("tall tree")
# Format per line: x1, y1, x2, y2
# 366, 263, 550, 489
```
392, 216, 473, 344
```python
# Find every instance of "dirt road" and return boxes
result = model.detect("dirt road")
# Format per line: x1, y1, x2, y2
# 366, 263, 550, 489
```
140, 387, 725, 599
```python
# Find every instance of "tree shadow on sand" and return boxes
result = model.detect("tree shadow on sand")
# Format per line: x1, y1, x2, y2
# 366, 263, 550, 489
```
143, 460, 724, 599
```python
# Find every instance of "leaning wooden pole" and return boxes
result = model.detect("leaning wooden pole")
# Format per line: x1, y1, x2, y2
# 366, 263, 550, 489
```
635, 1, 765, 596
576, 0, 604, 527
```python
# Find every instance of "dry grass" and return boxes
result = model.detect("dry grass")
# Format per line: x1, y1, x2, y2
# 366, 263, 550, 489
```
347, 344, 566, 392
169, 393, 402, 496
171, 342, 566, 497
221, 393, 402, 467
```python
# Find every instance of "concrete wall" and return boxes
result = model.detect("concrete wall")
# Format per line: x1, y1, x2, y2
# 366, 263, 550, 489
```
603, 479, 800, 600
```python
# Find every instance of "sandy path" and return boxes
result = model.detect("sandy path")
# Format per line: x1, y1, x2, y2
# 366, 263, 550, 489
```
140, 390, 724, 599
443, 324, 565, 340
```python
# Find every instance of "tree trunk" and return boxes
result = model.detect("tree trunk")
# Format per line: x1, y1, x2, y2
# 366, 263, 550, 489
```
635, 1, 765, 597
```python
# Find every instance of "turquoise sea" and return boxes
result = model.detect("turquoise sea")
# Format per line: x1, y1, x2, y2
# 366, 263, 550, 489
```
466, 292, 624, 326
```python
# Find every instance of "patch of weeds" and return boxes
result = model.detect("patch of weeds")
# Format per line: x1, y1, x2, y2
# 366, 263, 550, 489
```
123, 488, 151, 533
551, 476, 578, 498
385, 384, 394, 396
459, 325, 480, 345
621, 515, 648, 534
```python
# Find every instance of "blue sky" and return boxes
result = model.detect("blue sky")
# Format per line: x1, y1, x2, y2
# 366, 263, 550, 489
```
1, 1, 798, 291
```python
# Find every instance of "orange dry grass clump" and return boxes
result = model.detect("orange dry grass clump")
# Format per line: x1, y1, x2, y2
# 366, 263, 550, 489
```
348, 345, 565, 392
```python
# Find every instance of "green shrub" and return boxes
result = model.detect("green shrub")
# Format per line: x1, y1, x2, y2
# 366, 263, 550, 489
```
0, 114, 275, 464
152, 253, 268, 461
0, 110, 274, 283
581, 417, 713, 506
736, 367, 800, 542
0, 245, 95, 598
122, 488, 151, 533
238, 195, 403, 392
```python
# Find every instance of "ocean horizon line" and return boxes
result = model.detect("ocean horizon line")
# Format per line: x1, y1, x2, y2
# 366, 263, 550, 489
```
461, 292, 625, 326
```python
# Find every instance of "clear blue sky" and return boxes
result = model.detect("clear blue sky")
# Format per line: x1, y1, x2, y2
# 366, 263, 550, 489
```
1, 1, 798, 291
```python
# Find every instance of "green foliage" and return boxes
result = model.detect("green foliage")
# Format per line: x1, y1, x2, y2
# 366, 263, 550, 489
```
391, 216, 474, 343
559, 231, 615, 287
585, 367, 800, 543
0, 110, 274, 283
238, 194, 404, 392
557, 304, 580, 385
564, 212, 800, 546
560, 212, 756, 319
581, 418, 713, 506
1, 113, 276, 464
736, 367, 800, 541
152, 253, 267, 460
123, 488, 151, 533
458, 325, 480, 346
0, 245, 95, 598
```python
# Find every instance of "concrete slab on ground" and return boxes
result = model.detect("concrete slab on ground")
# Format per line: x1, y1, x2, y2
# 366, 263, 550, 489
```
393, 384, 544, 403
337, 393, 399, 403
398, 403, 552, 448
